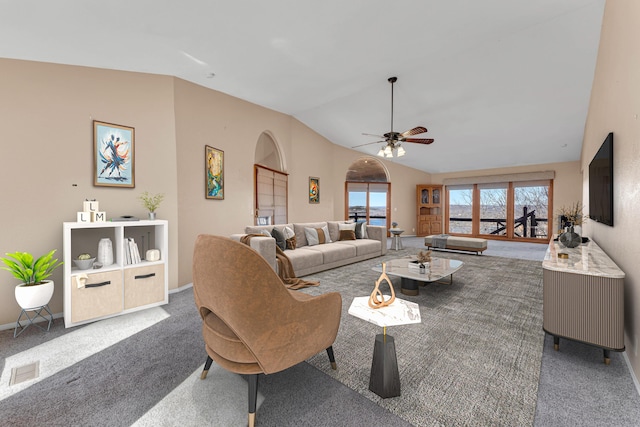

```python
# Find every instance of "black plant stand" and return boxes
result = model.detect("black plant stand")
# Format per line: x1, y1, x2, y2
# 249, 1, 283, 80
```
14, 304, 53, 338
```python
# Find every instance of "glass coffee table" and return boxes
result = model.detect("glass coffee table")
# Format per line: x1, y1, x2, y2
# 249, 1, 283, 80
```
372, 257, 464, 296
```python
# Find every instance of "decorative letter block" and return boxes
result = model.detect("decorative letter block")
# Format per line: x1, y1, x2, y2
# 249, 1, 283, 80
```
92, 211, 107, 222
83, 200, 99, 212
77, 211, 91, 222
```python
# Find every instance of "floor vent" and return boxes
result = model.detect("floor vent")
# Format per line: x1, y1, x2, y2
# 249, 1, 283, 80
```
9, 361, 39, 386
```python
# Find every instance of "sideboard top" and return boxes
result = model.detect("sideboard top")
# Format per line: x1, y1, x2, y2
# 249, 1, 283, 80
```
543, 238, 625, 279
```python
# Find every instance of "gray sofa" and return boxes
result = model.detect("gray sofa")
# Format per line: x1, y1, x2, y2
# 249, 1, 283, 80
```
231, 221, 387, 276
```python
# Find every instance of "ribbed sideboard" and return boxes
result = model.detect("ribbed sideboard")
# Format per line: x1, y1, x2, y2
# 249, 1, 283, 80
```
542, 238, 625, 364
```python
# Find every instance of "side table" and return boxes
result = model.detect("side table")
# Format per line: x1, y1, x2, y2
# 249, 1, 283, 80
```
14, 304, 54, 338
348, 296, 421, 398
389, 228, 404, 251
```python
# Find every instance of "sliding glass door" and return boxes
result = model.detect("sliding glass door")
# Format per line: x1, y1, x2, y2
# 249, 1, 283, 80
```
346, 182, 390, 228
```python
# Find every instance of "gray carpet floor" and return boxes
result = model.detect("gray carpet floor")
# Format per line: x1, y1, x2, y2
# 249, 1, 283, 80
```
0, 238, 639, 426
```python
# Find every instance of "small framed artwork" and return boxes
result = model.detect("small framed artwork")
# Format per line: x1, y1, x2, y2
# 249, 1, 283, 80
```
205, 145, 224, 199
94, 121, 135, 187
309, 177, 320, 204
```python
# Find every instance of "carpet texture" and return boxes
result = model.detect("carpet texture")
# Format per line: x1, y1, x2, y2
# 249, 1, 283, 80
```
302, 249, 545, 426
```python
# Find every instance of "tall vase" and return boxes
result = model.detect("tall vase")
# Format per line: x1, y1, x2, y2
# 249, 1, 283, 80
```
559, 226, 581, 248
97, 238, 114, 266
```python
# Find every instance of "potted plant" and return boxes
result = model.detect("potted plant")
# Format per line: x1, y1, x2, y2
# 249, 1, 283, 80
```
139, 191, 164, 220
1, 250, 63, 309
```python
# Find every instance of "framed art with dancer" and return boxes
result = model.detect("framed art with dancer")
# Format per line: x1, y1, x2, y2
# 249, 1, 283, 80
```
94, 120, 135, 188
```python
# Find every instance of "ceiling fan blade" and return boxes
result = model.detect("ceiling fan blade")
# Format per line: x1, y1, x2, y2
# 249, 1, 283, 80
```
352, 140, 385, 148
404, 138, 435, 145
361, 132, 385, 138
401, 126, 428, 137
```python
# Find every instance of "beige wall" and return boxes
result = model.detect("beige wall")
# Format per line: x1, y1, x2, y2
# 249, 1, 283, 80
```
173, 79, 433, 285
0, 59, 179, 327
581, 0, 640, 378
0, 60, 431, 326
431, 161, 583, 233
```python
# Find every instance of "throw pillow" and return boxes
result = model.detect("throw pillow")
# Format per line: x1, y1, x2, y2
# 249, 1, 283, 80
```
286, 235, 297, 250
355, 222, 368, 239
283, 226, 295, 240
339, 229, 356, 241
315, 227, 327, 244
304, 227, 320, 246
320, 225, 332, 243
270, 228, 286, 251
260, 229, 272, 238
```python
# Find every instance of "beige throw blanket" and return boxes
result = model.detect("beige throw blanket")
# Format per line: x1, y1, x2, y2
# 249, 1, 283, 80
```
240, 234, 319, 290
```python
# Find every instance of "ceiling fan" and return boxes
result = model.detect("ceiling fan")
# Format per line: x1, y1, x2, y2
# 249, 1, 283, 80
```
354, 76, 434, 157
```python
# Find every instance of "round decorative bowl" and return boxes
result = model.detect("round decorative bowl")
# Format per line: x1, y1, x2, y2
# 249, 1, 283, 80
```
73, 257, 96, 270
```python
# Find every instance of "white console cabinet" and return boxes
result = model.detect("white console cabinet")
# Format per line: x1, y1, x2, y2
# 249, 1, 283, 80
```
63, 220, 168, 327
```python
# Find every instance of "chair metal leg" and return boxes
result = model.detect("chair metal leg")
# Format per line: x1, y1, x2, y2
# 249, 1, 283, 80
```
326, 346, 337, 370
248, 374, 258, 427
201, 355, 213, 379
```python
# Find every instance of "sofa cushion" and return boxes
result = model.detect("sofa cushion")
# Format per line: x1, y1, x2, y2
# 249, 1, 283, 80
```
305, 243, 356, 264
335, 239, 381, 256
286, 235, 297, 250
285, 247, 324, 272
339, 230, 356, 240
326, 221, 344, 243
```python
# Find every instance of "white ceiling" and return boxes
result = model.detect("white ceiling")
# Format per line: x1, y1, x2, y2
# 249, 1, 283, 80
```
0, 0, 605, 173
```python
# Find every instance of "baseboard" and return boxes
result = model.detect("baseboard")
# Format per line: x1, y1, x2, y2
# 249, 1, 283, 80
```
0, 311, 64, 332
622, 351, 640, 398
0, 284, 193, 332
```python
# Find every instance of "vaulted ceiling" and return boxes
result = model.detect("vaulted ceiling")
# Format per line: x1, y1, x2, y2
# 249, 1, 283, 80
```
0, 0, 605, 173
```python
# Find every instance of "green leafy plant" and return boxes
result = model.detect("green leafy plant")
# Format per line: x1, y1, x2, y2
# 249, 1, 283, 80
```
139, 191, 165, 213
1, 250, 63, 286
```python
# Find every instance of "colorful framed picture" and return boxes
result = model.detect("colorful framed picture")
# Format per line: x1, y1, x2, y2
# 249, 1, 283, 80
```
309, 177, 320, 204
94, 121, 135, 188
205, 145, 224, 199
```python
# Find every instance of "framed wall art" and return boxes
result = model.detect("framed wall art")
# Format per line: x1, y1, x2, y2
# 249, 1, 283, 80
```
94, 121, 135, 188
309, 176, 320, 204
205, 145, 224, 199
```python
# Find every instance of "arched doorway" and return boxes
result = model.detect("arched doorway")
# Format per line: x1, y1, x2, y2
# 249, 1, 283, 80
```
254, 132, 288, 225
345, 157, 391, 231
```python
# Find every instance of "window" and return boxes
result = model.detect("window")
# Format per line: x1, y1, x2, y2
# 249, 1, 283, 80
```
345, 157, 390, 229
479, 183, 508, 236
447, 186, 473, 235
446, 179, 552, 242
513, 181, 549, 239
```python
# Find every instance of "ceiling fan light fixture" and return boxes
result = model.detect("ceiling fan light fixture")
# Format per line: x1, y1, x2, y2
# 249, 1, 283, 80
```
377, 147, 385, 157
397, 146, 406, 157
384, 145, 393, 156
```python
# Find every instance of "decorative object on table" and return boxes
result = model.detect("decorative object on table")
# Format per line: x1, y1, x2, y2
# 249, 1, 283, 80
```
138, 191, 164, 220
73, 253, 96, 270
391, 222, 398, 228
205, 145, 224, 200
559, 226, 582, 248
76, 199, 106, 223
369, 262, 396, 309
557, 202, 587, 248
1, 249, 63, 309
415, 249, 432, 273
97, 237, 114, 266
93, 120, 135, 188
309, 177, 320, 204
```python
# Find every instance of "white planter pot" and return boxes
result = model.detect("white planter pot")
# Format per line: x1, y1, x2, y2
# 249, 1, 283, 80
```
15, 280, 54, 309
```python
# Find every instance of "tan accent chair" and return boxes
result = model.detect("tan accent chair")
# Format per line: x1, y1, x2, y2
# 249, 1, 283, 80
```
193, 235, 342, 427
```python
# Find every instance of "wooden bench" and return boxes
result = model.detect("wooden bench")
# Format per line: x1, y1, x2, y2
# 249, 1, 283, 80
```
424, 235, 488, 255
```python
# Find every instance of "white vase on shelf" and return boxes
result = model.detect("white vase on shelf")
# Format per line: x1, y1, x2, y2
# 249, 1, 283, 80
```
97, 238, 114, 266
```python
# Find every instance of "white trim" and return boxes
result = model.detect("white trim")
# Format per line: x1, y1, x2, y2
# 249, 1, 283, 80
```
443, 170, 555, 186
170, 283, 193, 294
622, 351, 640, 397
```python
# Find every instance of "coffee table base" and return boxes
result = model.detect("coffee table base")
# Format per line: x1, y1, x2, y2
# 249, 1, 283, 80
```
369, 333, 400, 398
400, 275, 454, 296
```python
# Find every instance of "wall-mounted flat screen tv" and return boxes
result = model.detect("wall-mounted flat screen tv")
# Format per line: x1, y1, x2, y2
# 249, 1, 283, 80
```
588, 132, 614, 226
